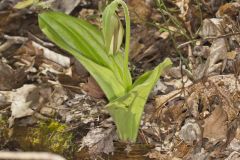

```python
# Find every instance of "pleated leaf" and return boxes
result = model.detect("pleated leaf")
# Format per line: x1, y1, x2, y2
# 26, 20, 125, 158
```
106, 58, 172, 142
102, 1, 122, 55
38, 12, 127, 100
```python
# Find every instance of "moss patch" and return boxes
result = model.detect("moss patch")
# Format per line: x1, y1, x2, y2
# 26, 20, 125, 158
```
13, 120, 74, 159
0, 115, 8, 149
32, 121, 73, 153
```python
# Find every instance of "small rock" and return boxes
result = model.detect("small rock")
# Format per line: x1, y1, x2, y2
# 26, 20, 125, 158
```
179, 118, 201, 145
228, 138, 240, 151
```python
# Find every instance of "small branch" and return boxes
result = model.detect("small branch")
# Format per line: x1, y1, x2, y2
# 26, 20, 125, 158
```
0, 152, 66, 160
28, 32, 54, 47
204, 32, 240, 40
0, 35, 28, 53
177, 32, 240, 49
32, 41, 70, 68
177, 39, 198, 49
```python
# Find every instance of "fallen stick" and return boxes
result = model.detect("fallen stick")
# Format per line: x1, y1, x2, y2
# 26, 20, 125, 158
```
0, 152, 66, 160
32, 41, 71, 68
0, 35, 28, 53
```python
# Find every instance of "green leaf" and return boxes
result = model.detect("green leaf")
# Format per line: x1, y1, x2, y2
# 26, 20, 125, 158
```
106, 58, 172, 142
103, 13, 124, 56
38, 12, 128, 100
102, 1, 120, 55
39, 12, 110, 67
102, 0, 132, 89
14, 0, 39, 9
38, 2, 171, 143
109, 14, 124, 56
73, 52, 127, 101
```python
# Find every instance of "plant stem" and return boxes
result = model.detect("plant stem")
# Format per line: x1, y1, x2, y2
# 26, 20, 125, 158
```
155, 0, 189, 67
117, 0, 132, 88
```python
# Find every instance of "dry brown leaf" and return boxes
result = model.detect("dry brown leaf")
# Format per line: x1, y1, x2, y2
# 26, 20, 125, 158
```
208, 38, 227, 72
193, 46, 210, 59
155, 90, 181, 109
130, 25, 171, 65
78, 8, 101, 26
174, 142, 191, 158
146, 150, 171, 160
52, 0, 81, 14
186, 92, 200, 118
0, 11, 25, 34
46, 85, 68, 107
80, 127, 115, 155
185, 148, 209, 160
159, 98, 187, 125
0, 11, 15, 33
82, 76, 105, 99
199, 18, 223, 37
127, 0, 152, 23
129, 26, 149, 60
228, 138, 240, 151
216, 2, 240, 19
225, 151, 240, 160
0, 91, 12, 108
72, 59, 89, 79
174, 0, 190, 21
9, 84, 39, 127
227, 51, 238, 60
203, 106, 228, 140
0, 61, 26, 90
201, 0, 225, 13
235, 127, 240, 140
164, 76, 192, 89
164, 67, 182, 79
192, 18, 228, 80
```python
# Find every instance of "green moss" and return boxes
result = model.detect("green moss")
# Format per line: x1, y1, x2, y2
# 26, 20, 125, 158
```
29, 121, 73, 154
0, 115, 8, 149
10, 120, 75, 159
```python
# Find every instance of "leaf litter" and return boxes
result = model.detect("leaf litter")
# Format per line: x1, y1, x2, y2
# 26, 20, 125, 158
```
1, 0, 240, 159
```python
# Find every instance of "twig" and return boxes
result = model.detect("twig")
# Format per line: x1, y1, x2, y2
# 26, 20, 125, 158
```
177, 39, 198, 49
0, 152, 66, 160
48, 80, 83, 91
32, 41, 71, 68
205, 32, 240, 40
155, 0, 189, 67
0, 35, 28, 53
156, 0, 191, 40
139, 129, 149, 145
225, 151, 240, 160
208, 79, 236, 112
28, 32, 54, 47
177, 32, 240, 49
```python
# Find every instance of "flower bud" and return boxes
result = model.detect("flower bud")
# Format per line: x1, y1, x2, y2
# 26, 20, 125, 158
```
102, 1, 124, 56
108, 14, 124, 55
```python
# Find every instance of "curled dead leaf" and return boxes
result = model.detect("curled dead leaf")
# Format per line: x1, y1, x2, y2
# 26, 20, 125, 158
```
9, 84, 39, 127
203, 106, 228, 140
127, 0, 152, 23
175, 0, 190, 21
80, 127, 115, 155
0, 61, 27, 90
52, 0, 81, 14
216, 2, 240, 19
82, 76, 105, 99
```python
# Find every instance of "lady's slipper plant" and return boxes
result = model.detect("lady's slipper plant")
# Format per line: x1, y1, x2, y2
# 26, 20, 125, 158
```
38, 0, 172, 142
